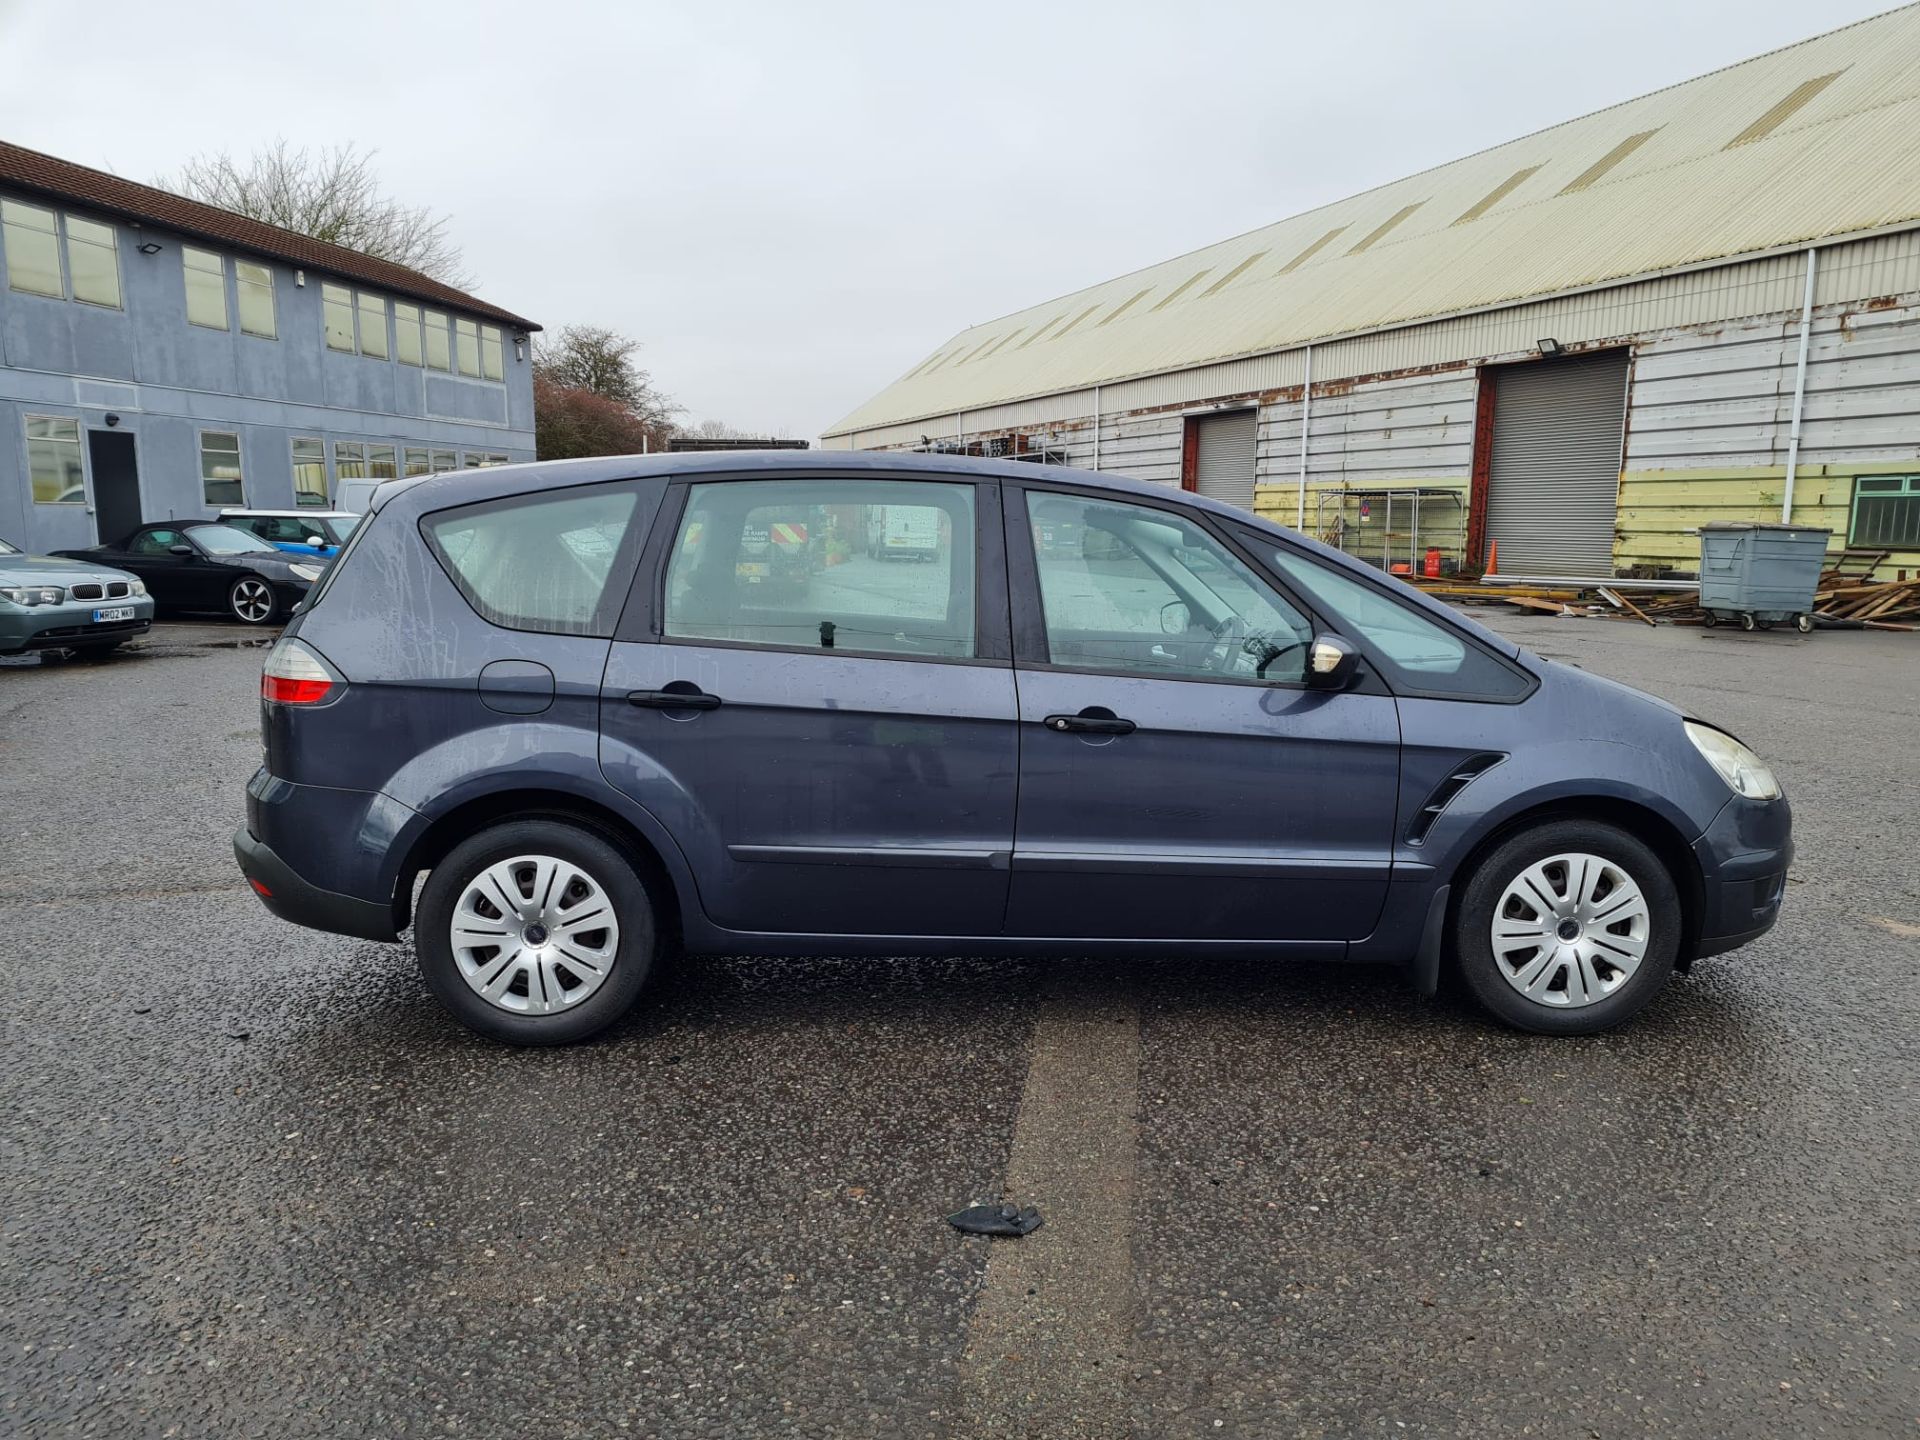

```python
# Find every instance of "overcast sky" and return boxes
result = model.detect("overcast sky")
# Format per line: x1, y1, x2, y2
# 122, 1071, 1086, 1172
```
0, 0, 1899, 437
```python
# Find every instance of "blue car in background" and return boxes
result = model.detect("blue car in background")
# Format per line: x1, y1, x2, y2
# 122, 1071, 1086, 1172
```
219, 509, 360, 558
235, 452, 1792, 1047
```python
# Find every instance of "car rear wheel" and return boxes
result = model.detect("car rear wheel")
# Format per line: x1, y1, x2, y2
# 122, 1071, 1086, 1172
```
415, 819, 656, 1046
1453, 819, 1681, 1035
228, 575, 277, 625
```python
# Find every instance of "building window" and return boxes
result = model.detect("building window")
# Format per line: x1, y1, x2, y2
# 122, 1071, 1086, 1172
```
430, 449, 458, 472
455, 317, 481, 377
481, 325, 505, 381
403, 447, 432, 477
394, 303, 423, 366
2, 200, 63, 297
291, 437, 327, 507
367, 444, 398, 480
484, 452, 511, 466
200, 430, 244, 507
236, 261, 276, 338
424, 311, 451, 371
183, 246, 228, 330
65, 216, 121, 309
25, 415, 85, 504
1850, 475, 1920, 549
357, 293, 389, 359
333, 441, 367, 480
323, 283, 356, 352
463, 452, 484, 468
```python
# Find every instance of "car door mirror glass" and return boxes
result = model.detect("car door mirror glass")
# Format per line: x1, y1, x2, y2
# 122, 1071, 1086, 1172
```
1306, 634, 1359, 689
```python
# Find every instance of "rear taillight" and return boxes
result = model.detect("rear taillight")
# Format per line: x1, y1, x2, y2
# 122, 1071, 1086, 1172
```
261, 638, 342, 706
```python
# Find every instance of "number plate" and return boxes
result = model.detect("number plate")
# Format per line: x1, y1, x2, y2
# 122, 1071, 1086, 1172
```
92, 605, 136, 623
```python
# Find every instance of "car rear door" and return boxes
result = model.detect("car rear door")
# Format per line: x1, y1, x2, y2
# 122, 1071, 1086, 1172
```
1001, 483, 1401, 944
599, 472, 1017, 938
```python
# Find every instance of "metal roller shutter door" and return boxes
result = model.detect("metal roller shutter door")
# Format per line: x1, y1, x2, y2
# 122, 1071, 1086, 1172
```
1486, 352, 1630, 576
1195, 410, 1257, 510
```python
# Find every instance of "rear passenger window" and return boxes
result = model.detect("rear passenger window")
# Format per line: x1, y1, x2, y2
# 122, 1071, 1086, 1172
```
424, 484, 644, 636
664, 479, 976, 658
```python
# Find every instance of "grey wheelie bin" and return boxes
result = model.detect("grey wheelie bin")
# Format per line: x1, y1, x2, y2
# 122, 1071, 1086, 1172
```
1697, 522, 1831, 632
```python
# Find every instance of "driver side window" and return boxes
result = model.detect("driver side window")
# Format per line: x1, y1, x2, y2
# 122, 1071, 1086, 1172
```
1025, 492, 1312, 683
128, 528, 180, 556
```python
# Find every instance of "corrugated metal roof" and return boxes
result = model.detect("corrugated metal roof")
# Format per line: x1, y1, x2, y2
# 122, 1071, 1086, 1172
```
826, 5, 1920, 438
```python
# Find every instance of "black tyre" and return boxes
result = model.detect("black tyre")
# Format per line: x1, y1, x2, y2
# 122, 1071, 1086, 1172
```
415, 819, 656, 1046
1453, 819, 1681, 1035
1794, 613, 1814, 634
228, 575, 277, 625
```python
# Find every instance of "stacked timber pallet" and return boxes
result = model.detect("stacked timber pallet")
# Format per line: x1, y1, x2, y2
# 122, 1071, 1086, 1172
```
1408, 567, 1918, 633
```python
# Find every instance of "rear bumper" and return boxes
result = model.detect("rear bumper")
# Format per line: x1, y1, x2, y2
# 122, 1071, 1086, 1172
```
1691, 795, 1793, 959
234, 826, 399, 942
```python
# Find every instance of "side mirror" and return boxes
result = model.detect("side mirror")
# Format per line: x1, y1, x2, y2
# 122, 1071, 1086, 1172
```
168, 543, 194, 557
1160, 600, 1191, 635
304, 536, 325, 547
1305, 634, 1359, 690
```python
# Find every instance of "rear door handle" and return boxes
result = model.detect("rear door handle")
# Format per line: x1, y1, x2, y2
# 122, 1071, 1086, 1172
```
627, 687, 722, 711
1044, 710, 1135, 736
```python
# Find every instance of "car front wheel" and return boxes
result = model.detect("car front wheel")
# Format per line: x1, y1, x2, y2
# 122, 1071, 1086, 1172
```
228, 575, 277, 625
1454, 818, 1681, 1035
414, 819, 656, 1046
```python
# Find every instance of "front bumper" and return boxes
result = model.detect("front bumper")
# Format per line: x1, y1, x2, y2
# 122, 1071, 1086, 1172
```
1691, 794, 1793, 959
0, 596, 154, 653
234, 827, 399, 942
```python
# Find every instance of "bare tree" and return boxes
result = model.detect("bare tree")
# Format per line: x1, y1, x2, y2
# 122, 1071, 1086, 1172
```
161, 141, 473, 287
680, 418, 792, 441
532, 325, 680, 460
534, 326, 679, 434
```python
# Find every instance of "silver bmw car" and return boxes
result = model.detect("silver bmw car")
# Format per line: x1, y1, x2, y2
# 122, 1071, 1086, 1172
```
0, 535, 155, 659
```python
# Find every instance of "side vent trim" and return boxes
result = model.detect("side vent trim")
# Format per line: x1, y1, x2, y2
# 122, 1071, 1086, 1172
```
1407, 753, 1506, 846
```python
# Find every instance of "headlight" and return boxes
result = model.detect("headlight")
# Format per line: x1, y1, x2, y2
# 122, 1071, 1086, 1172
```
1684, 721, 1781, 801
288, 563, 323, 582
0, 585, 62, 606
129, 579, 148, 597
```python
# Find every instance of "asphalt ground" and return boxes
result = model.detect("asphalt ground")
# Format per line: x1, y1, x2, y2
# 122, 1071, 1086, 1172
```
1, 615, 1915, 1438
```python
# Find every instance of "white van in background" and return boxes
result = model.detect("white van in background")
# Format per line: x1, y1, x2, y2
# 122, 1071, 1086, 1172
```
866, 504, 942, 562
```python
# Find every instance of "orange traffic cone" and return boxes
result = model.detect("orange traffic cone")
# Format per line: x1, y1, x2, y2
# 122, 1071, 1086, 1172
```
1485, 538, 1499, 576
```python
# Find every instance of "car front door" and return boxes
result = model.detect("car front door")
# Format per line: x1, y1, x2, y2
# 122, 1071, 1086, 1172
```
116, 527, 192, 601
1002, 485, 1401, 944
599, 473, 1017, 938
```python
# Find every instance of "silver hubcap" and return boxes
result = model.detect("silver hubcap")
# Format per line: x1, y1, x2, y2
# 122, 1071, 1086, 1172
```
1491, 852, 1651, 1008
231, 579, 273, 622
450, 854, 621, 1016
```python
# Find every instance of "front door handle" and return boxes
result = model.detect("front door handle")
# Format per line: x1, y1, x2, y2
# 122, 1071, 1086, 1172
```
627, 686, 722, 711
1044, 709, 1135, 736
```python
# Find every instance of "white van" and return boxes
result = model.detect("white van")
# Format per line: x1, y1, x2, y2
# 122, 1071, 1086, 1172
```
866, 504, 941, 562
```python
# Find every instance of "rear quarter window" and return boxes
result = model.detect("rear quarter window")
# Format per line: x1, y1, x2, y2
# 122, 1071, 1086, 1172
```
423, 482, 649, 637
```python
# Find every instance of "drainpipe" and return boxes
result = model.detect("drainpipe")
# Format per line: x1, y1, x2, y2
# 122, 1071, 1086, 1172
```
1295, 344, 1314, 529
1781, 246, 1818, 524
1092, 384, 1101, 471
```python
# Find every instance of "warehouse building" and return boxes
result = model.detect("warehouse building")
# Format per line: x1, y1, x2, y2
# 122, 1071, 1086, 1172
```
0, 141, 538, 555
824, 6, 1920, 580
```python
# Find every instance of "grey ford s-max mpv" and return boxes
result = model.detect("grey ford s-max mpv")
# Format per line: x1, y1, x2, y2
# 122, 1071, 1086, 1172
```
235, 452, 1791, 1046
